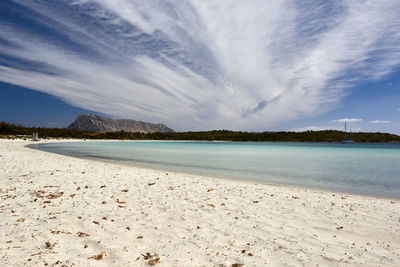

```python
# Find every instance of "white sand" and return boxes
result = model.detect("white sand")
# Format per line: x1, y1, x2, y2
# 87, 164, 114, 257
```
0, 139, 399, 266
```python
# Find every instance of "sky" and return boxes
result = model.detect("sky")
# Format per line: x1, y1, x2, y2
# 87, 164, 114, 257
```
0, 0, 399, 133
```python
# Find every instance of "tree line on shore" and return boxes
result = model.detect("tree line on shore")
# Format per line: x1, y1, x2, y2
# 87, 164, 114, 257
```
1, 121, 400, 143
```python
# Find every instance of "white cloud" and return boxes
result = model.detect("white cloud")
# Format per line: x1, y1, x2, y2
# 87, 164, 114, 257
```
292, 125, 364, 132
370, 120, 391, 124
292, 126, 339, 132
1, 1, 400, 130
332, 118, 363, 123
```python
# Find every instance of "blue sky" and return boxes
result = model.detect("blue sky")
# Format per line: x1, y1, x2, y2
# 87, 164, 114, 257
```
0, 0, 399, 133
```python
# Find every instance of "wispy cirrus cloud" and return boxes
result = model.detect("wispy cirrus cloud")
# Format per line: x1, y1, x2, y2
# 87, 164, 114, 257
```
1, 0, 400, 130
332, 118, 362, 123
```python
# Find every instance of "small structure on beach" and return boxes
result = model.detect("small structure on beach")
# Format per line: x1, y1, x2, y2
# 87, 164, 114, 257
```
32, 132, 40, 141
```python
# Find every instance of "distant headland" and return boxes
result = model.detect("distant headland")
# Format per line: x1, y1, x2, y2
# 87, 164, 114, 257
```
67, 114, 174, 133
1, 117, 399, 143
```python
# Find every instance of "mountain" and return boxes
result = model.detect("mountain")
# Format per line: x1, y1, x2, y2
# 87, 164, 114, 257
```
67, 114, 174, 133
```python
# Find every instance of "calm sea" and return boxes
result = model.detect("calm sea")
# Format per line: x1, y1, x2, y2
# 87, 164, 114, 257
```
30, 141, 400, 199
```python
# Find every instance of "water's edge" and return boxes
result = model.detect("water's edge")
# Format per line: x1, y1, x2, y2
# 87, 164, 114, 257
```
27, 141, 400, 200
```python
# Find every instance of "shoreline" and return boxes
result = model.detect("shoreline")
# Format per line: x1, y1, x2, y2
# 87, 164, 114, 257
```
29, 139, 400, 201
1, 139, 399, 266
3, 135, 400, 144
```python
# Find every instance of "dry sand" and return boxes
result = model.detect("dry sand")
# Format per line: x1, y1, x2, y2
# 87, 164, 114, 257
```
0, 139, 399, 266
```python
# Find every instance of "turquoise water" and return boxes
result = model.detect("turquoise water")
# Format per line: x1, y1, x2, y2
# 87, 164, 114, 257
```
30, 141, 400, 199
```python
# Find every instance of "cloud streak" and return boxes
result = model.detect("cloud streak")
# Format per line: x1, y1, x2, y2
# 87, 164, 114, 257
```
332, 118, 362, 123
370, 120, 391, 124
1, 0, 400, 130
292, 126, 339, 132
292, 125, 364, 132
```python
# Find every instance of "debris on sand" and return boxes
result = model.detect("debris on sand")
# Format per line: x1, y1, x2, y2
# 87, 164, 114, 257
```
33, 190, 46, 198
45, 241, 55, 250
77, 231, 90, 237
89, 252, 106, 260
138, 252, 160, 265
116, 199, 126, 204
46, 192, 63, 199
148, 257, 160, 265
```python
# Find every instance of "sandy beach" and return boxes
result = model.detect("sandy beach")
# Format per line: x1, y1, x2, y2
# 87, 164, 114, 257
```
0, 139, 399, 266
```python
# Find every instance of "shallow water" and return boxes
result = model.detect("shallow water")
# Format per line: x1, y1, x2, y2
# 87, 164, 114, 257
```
30, 141, 400, 199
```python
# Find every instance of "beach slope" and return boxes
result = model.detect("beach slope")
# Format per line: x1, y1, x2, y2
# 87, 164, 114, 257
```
0, 140, 399, 266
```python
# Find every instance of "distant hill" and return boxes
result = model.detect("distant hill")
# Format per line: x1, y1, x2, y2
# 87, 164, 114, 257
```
67, 114, 174, 133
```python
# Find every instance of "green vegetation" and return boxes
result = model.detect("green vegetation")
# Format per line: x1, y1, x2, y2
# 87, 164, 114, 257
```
1, 121, 400, 142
